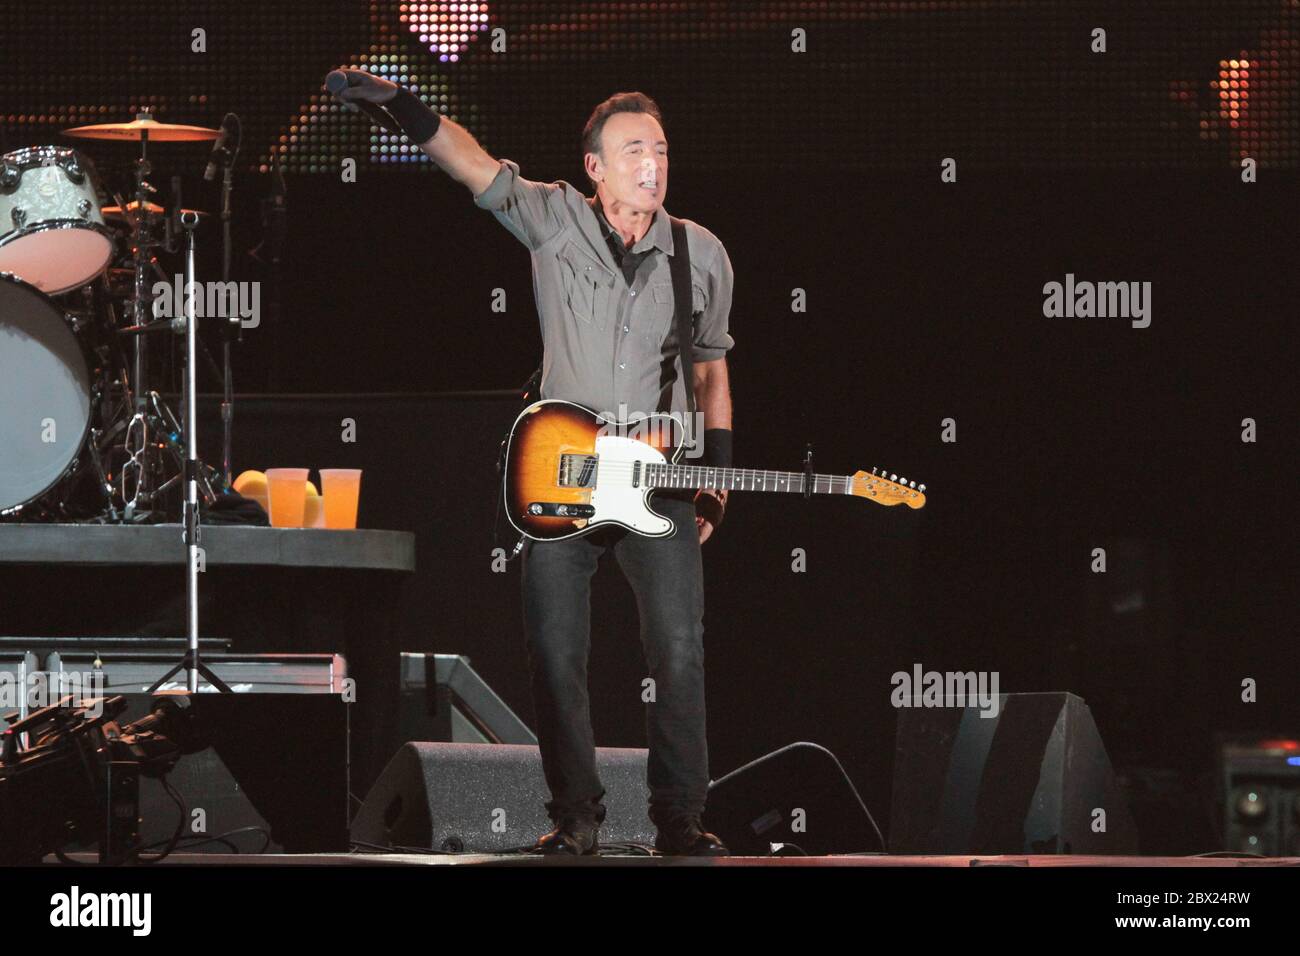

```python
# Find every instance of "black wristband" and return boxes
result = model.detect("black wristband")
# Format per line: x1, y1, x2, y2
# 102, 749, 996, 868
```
385, 87, 441, 145
702, 428, 733, 468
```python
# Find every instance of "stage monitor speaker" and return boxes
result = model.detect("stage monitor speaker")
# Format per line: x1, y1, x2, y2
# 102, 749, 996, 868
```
34, 650, 351, 854
703, 742, 884, 855
43, 652, 350, 852
890, 691, 1138, 854
126, 692, 350, 853
351, 742, 653, 853
397, 653, 536, 745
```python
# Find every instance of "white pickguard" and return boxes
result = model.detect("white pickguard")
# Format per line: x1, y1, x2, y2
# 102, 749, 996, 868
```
589, 435, 673, 536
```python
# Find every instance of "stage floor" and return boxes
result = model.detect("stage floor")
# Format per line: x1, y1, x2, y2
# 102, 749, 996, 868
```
45, 852, 1300, 867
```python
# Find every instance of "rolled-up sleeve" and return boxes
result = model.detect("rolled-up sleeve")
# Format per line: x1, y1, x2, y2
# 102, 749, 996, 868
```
472, 158, 565, 251
692, 242, 735, 362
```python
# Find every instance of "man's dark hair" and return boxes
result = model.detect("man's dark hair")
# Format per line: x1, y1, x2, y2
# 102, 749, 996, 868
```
581, 91, 664, 188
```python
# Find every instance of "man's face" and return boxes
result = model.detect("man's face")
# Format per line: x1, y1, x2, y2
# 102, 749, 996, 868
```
589, 110, 668, 214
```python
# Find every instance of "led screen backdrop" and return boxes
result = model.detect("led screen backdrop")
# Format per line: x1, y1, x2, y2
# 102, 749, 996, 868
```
1, 1, 1295, 175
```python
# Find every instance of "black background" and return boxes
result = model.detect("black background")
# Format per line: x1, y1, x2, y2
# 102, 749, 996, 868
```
2, 1, 1296, 848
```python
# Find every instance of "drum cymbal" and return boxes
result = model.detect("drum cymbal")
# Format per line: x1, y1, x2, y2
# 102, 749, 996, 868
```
63, 116, 221, 142
101, 200, 165, 218
101, 200, 208, 220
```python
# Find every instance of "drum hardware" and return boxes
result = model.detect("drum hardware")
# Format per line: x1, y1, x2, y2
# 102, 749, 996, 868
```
103, 112, 226, 522
102, 199, 164, 220
84, 427, 121, 523
116, 389, 221, 510
0, 110, 245, 525
122, 120, 167, 520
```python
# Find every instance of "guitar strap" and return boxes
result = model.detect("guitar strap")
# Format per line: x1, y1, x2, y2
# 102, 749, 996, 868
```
667, 215, 697, 449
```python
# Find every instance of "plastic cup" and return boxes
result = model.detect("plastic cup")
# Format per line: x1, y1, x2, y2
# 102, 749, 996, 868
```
265, 468, 310, 527
319, 469, 362, 529
304, 494, 326, 528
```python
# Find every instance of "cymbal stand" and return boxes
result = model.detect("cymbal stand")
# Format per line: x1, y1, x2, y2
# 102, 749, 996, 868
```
120, 119, 163, 522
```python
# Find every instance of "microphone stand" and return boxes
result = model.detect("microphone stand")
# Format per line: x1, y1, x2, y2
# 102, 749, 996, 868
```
219, 157, 235, 490
148, 212, 231, 696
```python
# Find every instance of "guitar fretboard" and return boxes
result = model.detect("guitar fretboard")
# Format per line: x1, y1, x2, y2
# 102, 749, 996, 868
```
644, 463, 854, 494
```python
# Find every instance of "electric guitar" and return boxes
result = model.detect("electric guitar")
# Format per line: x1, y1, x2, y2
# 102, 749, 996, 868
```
502, 399, 926, 541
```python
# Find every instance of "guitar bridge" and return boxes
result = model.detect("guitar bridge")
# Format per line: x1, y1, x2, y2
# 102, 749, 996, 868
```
557, 453, 598, 488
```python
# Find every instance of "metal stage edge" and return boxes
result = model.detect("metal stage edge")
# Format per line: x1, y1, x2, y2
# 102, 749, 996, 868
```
42, 852, 1300, 868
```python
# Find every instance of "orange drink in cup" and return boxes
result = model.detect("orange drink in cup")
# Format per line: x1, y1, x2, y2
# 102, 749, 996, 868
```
319, 469, 362, 529
265, 468, 310, 527
303, 493, 326, 528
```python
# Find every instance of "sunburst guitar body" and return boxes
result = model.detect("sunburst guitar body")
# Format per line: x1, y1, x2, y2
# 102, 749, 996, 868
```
502, 399, 927, 542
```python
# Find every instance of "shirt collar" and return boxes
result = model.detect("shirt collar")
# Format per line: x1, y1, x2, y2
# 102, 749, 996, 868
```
590, 194, 674, 257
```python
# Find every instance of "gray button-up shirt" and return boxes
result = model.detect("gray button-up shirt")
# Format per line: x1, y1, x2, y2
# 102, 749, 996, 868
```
473, 159, 734, 427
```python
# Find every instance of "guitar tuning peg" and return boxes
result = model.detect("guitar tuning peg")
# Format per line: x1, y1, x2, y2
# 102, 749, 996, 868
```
899, 476, 907, 485
871, 467, 877, 475
889, 473, 897, 482
909, 480, 916, 488
919, 483, 926, 493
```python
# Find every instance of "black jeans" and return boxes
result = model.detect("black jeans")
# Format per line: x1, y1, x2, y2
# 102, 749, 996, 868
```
521, 492, 708, 827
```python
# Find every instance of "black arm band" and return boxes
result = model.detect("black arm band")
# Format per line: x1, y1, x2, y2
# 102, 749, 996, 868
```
385, 87, 441, 145
702, 428, 733, 468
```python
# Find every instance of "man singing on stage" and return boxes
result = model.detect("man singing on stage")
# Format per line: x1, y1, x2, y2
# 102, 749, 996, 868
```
330, 72, 734, 856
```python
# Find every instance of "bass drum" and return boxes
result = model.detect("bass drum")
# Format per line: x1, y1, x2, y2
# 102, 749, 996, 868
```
0, 273, 93, 514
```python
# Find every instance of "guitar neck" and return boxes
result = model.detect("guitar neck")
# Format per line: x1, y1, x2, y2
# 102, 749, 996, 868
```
644, 463, 855, 495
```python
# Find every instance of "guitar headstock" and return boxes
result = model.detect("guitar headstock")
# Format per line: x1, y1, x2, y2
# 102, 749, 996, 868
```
851, 469, 927, 508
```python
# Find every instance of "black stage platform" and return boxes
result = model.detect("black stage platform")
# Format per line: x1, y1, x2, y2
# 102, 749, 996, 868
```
0, 523, 416, 794
0, 523, 415, 570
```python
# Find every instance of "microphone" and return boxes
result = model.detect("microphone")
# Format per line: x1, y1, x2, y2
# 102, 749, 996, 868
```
204, 113, 241, 181
325, 70, 405, 138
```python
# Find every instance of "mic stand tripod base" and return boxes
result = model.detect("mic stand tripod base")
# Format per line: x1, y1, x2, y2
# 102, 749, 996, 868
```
145, 649, 232, 694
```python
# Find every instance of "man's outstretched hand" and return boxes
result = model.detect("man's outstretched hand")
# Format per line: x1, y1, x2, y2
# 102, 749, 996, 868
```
326, 68, 399, 108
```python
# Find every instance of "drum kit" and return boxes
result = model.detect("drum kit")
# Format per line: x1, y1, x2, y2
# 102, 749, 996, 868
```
0, 112, 249, 522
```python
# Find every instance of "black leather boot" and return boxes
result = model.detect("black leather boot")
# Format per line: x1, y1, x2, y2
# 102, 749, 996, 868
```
653, 814, 730, 857
533, 814, 601, 856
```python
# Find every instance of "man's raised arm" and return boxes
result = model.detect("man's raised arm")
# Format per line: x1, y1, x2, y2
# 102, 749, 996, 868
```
327, 69, 500, 197
328, 69, 565, 249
